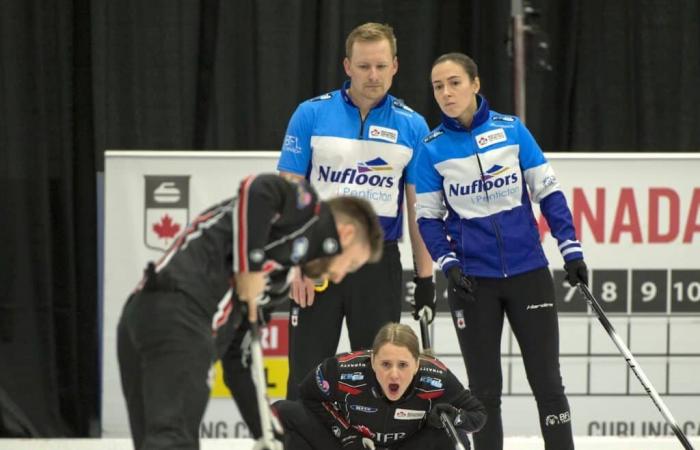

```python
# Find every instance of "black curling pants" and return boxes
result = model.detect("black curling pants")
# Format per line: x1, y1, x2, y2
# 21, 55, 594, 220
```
218, 318, 263, 439
117, 291, 215, 450
448, 267, 574, 450
286, 242, 402, 400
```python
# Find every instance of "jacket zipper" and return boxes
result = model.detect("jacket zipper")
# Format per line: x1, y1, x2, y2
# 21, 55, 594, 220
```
358, 110, 367, 139
475, 151, 508, 277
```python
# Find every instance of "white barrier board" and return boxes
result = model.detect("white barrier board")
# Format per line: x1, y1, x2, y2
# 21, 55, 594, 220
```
103, 151, 700, 439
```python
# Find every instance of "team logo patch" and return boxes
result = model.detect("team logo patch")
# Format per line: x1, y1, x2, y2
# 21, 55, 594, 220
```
358, 157, 393, 172
340, 372, 365, 381
368, 125, 398, 143
423, 129, 444, 143
315, 365, 330, 395
545, 415, 559, 426
311, 93, 333, 102
249, 249, 265, 263
282, 134, 302, 154
482, 164, 510, 180
315, 157, 396, 194
392, 98, 414, 112
394, 409, 426, 420
350, 404, 378, 413
291, 306, 299, 327
341, 372, 365, 382
419, 376, 443, 389
526, 302, 554, 310
454, 310, 466, 329
323, 237, 339, 255
447, 164, 519, 198
542, 174, 557, 188
290, 237, 309, 263
475, 128, 507, 149
545, 411, 570, 426
144, 175, 189, 251
295, 184, 312, 208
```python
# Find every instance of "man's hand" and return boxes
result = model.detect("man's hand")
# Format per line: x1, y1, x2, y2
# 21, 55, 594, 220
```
411, 276, 436, 323
288, 266, 317, 307
564, 258, 588, 287
235, 271, 266, 322
447, 266, 476, 303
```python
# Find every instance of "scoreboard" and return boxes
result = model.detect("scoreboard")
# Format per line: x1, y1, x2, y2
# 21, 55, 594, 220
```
554, 269, 700, 314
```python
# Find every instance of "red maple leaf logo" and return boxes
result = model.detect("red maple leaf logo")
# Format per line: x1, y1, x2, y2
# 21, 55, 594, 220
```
153, 214, 181, 240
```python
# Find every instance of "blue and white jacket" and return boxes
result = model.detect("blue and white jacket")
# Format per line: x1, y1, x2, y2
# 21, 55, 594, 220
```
414, 95, 582, 278
277, 81, 430, 241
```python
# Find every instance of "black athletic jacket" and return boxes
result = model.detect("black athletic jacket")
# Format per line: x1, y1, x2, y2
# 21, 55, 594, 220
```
137, 173, 341, 330
300, 350, 486, 448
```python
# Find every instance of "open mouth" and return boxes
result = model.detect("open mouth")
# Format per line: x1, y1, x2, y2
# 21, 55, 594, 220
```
388, 383, 400, 394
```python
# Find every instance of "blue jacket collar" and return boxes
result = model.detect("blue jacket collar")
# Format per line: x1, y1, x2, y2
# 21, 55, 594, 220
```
341, 80, 390, 110
441, 94, 490, 132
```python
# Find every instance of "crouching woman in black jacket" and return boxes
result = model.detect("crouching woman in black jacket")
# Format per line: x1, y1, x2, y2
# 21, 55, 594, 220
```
273, 322, 486, 449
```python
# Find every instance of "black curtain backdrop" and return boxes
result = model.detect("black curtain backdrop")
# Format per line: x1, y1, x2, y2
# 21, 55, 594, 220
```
1, 0, 97, 437
1, 0, 699, 437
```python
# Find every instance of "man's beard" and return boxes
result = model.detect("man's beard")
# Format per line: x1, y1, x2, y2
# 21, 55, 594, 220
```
300, 256, 333, 279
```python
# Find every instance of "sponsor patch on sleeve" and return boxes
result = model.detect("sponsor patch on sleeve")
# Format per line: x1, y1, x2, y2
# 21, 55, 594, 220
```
392, 98, 415, 112
315, 365, 330, 395
283, 134, 302, 153
310, 93, 333, 102
423, 129, 444, 143
419, 375, 443, 389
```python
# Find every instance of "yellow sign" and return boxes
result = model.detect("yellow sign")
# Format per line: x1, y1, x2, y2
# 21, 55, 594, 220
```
210, 357, 289, 399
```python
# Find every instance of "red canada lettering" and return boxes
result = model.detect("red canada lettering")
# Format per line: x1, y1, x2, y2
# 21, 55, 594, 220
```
649, 188, 679, 243
536, 187, 697, 244
610, 188, 643, 243
573, 187, 605, 242
683, 188, 700, 243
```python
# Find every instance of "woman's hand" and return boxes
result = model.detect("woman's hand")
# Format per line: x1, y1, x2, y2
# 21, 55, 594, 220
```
341, 435, 376, 449
447, 266, 476, 303
427, 403, 463, 429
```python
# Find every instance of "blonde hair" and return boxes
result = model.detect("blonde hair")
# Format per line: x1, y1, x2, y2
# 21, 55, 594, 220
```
371, 323, 421, 360
345, 22, 397, 58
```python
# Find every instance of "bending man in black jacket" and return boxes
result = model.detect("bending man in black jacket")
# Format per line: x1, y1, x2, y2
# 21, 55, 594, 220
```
117, 173, 384, 450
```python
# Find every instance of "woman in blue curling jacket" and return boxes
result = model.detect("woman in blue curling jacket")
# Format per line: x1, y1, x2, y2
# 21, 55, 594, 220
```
413, 52, 589, 450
